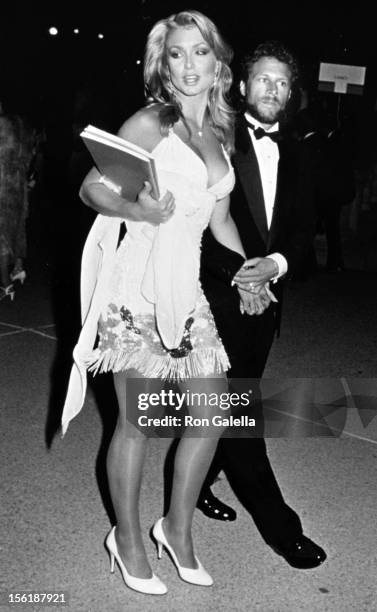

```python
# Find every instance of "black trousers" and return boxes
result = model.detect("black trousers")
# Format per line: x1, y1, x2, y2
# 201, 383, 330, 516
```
202, 296, 303, 547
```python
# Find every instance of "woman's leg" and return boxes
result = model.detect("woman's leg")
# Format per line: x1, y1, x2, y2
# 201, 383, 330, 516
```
12, 256, 24, 275
163, 374, 228, 567
107, 370, 151, 578
0, 254, 11, 286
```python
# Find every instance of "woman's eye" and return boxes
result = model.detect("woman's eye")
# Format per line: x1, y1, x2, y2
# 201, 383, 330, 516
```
197, 48, 209, 55
169, 50, 181, 58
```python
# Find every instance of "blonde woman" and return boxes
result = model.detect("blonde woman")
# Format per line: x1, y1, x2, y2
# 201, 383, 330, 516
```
63, 10, 256, 595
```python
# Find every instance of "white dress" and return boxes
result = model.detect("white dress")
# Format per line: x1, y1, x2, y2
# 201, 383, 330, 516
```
88, 130, 235, 379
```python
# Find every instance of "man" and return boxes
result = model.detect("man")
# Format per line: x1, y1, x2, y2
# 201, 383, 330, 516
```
198, 41, 326, 569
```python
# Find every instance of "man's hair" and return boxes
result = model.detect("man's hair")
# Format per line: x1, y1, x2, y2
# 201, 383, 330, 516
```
240, 40, 299, 84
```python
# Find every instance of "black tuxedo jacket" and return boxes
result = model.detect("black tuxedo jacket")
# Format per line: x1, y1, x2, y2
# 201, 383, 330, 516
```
201, 115, 316, 321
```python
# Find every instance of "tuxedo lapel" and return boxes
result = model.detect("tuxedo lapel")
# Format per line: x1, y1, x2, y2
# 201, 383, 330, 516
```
267, 140, 291, 250
233, 119, 269, 244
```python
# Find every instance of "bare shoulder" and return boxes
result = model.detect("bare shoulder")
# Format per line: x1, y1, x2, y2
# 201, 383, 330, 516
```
117, 104, 164, 153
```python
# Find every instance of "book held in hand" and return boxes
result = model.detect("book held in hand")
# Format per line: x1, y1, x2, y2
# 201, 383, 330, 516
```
80, 125, 160, 201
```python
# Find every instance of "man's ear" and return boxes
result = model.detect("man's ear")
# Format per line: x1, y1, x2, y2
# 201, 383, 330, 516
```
239, 80, 246, 97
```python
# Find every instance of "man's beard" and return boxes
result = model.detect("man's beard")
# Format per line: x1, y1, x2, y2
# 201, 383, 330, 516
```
246, 100, 286, 125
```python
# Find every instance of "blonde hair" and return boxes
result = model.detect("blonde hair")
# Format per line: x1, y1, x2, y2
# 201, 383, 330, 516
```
144, 10, 234, 153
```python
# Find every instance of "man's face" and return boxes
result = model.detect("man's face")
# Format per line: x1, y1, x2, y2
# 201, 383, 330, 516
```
241, 56, 292, 126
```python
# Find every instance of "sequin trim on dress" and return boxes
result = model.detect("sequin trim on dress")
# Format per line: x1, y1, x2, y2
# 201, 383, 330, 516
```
87, 303, 229, 380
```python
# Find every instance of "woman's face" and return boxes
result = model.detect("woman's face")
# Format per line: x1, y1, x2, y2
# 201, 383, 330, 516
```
165, 25, 217, 98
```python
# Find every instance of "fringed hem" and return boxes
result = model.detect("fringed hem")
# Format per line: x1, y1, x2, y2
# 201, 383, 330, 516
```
87, 346, 230, 380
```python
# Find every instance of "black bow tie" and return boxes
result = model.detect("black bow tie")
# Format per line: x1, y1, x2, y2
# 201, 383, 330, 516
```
246, 120, 281, 143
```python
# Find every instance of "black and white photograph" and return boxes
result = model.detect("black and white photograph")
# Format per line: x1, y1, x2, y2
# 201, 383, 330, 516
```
1, 3, 376, 611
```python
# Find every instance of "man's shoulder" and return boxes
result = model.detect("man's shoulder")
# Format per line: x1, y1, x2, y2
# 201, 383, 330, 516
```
278, 128, 302, 160
234, 112, 248, 132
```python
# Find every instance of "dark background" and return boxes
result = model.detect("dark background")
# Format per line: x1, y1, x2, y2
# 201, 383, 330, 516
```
1, 2, 376, 294
1, 2, 377, 133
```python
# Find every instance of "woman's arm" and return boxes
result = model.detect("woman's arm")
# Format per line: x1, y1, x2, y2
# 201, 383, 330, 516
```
80, 170, 174, 224
208, 195, 246, 258
208, 196, 272, 315
80, 107, 175, 224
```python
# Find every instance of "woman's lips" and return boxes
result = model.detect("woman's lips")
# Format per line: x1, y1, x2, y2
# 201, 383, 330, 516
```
183, 75, 200, 85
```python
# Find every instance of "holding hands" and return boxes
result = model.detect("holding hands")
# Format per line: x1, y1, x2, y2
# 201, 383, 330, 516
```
238, 284, 273, 316
233, 257, 279, 294
235, 258, 279, 316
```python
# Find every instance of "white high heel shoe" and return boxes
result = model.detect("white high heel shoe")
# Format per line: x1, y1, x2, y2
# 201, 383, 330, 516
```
152, 518, 213, 586
105, 527, 167, 595
0, 284, 15, 302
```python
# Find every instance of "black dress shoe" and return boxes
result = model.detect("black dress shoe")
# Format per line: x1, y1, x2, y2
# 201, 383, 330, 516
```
270, 535, 326, 569
197, 489, 237, 521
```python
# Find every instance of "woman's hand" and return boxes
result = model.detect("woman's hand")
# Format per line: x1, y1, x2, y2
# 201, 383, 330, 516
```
257, 285, 275, 310
238, 287, 271, 316
135, 182, 175, 225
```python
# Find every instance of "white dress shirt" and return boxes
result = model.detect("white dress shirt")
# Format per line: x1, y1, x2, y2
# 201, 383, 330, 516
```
245, 112, 288, 279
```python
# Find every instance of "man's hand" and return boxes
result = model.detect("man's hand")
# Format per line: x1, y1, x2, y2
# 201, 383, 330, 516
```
233, 257, 279, 293
135, 182, 175, 225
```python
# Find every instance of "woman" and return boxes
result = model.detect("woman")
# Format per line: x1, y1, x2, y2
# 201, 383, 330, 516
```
0, 103, 34, 301
62, 10, 255, 595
